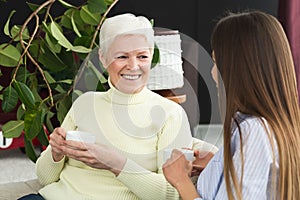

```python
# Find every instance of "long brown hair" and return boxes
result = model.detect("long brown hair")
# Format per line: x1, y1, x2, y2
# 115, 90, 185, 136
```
211, 10, 300, 199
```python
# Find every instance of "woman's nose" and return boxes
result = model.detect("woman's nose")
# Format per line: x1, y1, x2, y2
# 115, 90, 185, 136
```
127, 57, 139, 70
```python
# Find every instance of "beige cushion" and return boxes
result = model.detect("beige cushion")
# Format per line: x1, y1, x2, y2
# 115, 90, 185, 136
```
0, 179, 42, 200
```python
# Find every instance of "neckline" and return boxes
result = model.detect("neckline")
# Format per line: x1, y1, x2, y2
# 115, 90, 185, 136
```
106, 78, 151, 105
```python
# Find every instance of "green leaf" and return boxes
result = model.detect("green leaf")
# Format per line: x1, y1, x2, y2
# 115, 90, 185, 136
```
0, 43, 22, 67
72, 9, 86, 32
80, 5, 101, 26
50, 21, 73, 49
37, 127, 49, 146
2, 85, 18, 112
15, 66, 30, 83
13, 81, 35, 109
24, 135, 38, 163
151, 43, 160, 68
43, 22, 61, 53
96, 80, 106, 91
43, 70, 56, 84
45, 32, 61, 53
24, 109, 43, 140
44, 71, 65, 93
70, 46, 91, 53
2, 120, 24, 138
28, 39, 39, 58
87, 0, 107, 13
57, 0, 75, 8
57, 96, 72, 124
74, 36, 93, 48
36, 40, 68, 72
42, 21, 53, 36
17, 105, 26, 120
72, 89, 83, 100
57, 79, 73, 84
71, 10, 82, 37
150, 19, 154, 27
50, 21, 91, 53
26, 2, 46, 14
104, 0, 115, 5
4, 10, 16, 37
61, 9, 73, 29
27, 76, 42, 102
11, 25, 30, 41
45, 111, 55, 133
0, 69, 2, 76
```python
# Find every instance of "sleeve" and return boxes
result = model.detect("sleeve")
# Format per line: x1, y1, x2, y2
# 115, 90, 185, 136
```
211, 118, 275, 200
36, 106, 77, 186
35, 145, 66, 186
117, 106, 193, 200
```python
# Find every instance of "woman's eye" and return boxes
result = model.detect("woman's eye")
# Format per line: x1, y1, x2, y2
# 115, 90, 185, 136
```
138, 55, 148, 59
117, 55, 127, 59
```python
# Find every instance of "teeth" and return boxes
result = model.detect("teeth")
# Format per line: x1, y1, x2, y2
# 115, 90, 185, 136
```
122, 74, 140, 80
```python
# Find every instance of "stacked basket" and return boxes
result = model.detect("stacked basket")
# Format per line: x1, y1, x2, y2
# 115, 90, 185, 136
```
147, 30, 184, 90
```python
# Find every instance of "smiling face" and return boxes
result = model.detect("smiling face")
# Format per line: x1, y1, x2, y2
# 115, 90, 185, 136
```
100, 34, 153, 94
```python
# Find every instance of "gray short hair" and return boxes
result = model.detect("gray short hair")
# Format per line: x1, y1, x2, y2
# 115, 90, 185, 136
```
99, 13, 154, 56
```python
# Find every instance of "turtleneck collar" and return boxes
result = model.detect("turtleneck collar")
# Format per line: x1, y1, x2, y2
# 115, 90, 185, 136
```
106, 77, 151, 105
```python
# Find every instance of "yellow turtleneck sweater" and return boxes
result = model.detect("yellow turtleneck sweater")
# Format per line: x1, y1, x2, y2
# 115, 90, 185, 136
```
36, 83, 217, 200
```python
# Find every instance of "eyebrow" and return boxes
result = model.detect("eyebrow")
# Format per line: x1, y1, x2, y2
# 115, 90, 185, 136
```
113, 50, 150, 55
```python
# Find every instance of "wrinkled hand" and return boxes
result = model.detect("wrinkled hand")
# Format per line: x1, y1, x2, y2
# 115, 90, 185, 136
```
62, 140, 127, 176
162, 149, 193, 188
191, 150, 214, 177
49, 127, 67, 162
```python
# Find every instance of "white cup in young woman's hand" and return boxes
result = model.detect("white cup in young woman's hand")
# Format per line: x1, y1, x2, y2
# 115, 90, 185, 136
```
163, 148, 194, 162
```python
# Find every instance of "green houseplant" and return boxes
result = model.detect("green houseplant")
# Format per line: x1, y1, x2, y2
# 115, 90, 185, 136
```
0, 0, 119, 162
0, 0, 159, 162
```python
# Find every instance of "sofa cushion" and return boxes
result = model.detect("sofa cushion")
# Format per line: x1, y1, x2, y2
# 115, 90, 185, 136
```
0, 179, 42, 200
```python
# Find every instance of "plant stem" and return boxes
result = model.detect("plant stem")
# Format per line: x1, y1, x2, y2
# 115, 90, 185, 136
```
13, 0, 56, 107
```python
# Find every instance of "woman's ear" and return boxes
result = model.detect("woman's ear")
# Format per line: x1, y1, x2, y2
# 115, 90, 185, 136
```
98, 49, 108, 69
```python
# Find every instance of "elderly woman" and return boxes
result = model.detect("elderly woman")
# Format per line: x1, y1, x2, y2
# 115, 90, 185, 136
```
19, 13, 216, 200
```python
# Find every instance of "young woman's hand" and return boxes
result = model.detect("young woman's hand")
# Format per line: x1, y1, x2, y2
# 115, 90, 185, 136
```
191, 150, 214, 177
162, 149, 200, 199
162, 149, 192, 187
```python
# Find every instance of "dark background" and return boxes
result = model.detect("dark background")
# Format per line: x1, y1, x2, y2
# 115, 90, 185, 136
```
0, 0, 278, 128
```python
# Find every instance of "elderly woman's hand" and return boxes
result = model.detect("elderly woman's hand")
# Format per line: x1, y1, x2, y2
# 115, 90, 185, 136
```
61, 140, 127, 176
49, 127, 67, 162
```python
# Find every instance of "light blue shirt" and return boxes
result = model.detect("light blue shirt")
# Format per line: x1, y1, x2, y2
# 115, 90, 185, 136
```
196, 113, 279, 199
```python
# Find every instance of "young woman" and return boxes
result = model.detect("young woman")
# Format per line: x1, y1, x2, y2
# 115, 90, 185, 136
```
19, 13, 217, 200
163, 10, 300, 200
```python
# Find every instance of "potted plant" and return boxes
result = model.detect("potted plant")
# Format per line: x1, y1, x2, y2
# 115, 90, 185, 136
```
0, 0, 119, 162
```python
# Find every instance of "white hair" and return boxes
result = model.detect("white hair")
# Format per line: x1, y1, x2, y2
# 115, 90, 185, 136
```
99, 13, 154, 56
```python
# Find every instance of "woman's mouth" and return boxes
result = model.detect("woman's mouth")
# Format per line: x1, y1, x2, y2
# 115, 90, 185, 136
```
121, 74, 141, 80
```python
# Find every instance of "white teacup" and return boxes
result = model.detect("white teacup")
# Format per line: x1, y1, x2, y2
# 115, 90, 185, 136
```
163, 148, 194, 162
66, 131, 96, 144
